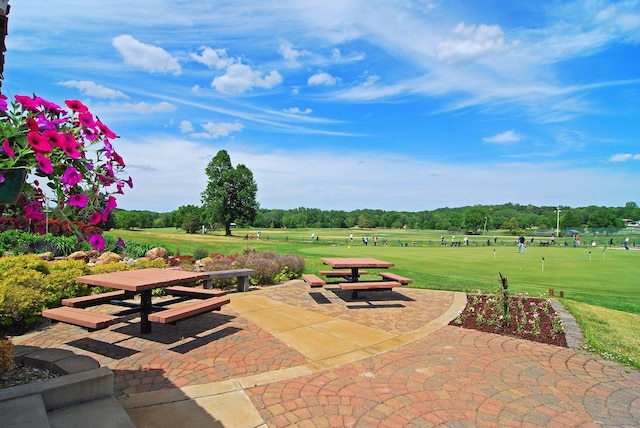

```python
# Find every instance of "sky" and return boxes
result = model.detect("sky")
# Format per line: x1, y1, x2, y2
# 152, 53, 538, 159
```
3, 0, 639, 213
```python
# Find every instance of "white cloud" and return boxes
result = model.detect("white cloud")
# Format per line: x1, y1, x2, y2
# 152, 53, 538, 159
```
211, 63, 283, 94
58, 80, 128, 99
609, 153, 640, 162
308, 72, 338, 86
482, 130, 523, 144
436, 22, 512, 63
180, 120, 194, 133
279, 42, 309, 67
190, 121, 244, 139
113, 101, 176, 114
190, 46, 236, 69
112, 34, 181, 75
283, 107, 313, 114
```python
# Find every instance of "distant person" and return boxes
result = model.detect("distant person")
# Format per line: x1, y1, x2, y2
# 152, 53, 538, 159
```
494, 236, 498, 245
349, 233, 353, 243
463, 236, 468, 246
550, 233, 555, 245
517, 235, 526, 253
311, 233, 315, 242
441, 235, 445, 246
373, 236, 378, 246
624, 237, 629, 250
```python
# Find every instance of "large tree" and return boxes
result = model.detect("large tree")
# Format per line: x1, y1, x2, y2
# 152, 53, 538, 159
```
201, 150, 259, 236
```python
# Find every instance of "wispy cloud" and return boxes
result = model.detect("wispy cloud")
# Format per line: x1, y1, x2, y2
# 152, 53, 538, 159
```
610, 154, 640, 162
483, 130, 523, 144
112, 34, 181, 75
57, 80, 128, 99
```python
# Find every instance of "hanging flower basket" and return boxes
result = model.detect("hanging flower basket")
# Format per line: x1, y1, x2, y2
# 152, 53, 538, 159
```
0, 167, 27, 204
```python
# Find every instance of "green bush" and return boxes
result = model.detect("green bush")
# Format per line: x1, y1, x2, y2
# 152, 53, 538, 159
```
0, 284, 45, 329
0, 254, 50, 276
193, 247, 209, 260
42, 261, 91, 307
0, 230, 79, 256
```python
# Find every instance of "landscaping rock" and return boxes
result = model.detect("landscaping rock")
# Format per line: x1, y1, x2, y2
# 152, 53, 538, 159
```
68, 251, 89, 261
145, 247, 168, 260
94, 252, 122, 265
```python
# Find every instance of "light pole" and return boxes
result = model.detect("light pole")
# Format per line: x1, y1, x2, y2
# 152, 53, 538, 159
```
483, 217, 488, 235
555, 206, 561, 237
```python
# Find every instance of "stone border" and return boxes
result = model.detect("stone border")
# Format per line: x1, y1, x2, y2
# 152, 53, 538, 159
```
0, 346, 135, 427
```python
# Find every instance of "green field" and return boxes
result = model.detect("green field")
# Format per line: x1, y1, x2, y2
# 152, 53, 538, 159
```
106, 227, 639, 314
105, 227, 640, 369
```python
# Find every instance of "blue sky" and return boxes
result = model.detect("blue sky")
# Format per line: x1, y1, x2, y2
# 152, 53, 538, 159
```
4, 1, 639, 212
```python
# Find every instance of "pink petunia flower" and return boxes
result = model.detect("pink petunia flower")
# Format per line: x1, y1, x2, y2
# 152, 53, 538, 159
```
88, 234, 106, 251
61, 167, 83, 188
2, 139, 15, 157
35, 153, 54, 174
68, 193, 89, 208
64, 99, 89, 114
27, 132, 52, 153
89, 211, 103, 225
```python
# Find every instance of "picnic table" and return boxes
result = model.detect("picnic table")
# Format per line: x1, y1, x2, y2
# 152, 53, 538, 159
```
320, 257, 394, 282
43, 268, 214, 334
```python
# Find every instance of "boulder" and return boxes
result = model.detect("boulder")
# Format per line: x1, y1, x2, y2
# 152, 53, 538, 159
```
68, 251, 89, 261
145, 247, 168, 260
94, 251, 122, 265
36, 252, 54, 261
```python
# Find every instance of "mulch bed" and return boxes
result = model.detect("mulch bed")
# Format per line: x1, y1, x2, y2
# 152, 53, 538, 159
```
450, 294, 567, 347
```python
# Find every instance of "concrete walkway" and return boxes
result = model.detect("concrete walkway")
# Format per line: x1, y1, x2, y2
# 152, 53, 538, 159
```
13, 281, 640, 427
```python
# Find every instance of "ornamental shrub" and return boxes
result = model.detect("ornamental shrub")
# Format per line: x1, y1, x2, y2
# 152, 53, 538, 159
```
42, 261, 91, 307
0, 284, 45, 329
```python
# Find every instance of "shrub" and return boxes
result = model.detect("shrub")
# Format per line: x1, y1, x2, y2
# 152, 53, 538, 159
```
0, 340, 13, 375
0, 284, 45, 329
42, 261, 91, 307
0, 254, 50, 276
193, 248, 209, 260
134, 258, 168, 269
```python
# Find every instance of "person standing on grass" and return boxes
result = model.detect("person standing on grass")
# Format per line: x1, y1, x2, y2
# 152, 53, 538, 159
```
624, 237, 629, 250
517, 235, 526, 253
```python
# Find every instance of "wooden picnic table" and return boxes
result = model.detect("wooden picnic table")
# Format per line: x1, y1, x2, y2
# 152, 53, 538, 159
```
320, 257, 394, 282
75, 268, 211, 334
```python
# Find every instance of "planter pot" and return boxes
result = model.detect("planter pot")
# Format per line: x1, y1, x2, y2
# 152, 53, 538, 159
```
0, 168, 28, 204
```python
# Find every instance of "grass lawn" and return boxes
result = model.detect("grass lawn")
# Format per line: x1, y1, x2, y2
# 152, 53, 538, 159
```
106, 227, 640, 369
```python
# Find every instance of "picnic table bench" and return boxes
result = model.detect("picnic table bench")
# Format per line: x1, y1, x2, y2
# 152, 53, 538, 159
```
148, 296, 230, 324
340, 281, 403, 299
61, 290, 136, 308
318, 270, 368, 277
302, 273, 326, 287
164, 286, 227, 299
378, 272, 413, 284
203, 269, 255, 292
42, 307, 122, 332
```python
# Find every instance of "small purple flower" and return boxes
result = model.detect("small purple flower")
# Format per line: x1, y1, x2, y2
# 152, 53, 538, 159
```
88, 234, 106, 251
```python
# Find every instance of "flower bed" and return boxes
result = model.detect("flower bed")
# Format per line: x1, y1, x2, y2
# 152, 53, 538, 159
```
450, 291, 567, 347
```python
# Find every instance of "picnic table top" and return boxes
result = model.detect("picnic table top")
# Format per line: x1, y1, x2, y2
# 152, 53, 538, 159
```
75, 268, 210, 292
320, 257, 394, 269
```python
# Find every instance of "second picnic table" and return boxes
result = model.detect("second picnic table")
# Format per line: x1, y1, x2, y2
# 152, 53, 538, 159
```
320, 257, 394, 282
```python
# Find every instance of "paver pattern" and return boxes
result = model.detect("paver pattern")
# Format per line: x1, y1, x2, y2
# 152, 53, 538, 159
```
17, 281, 640, 427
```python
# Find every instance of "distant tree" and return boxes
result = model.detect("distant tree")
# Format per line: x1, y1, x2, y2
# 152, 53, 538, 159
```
171, 205, 202, 231
463, 207, 488, 234
201, 150, 259, 236
503, 217, 518, 231
560, 210, 580, 229
587, 208, 624, 229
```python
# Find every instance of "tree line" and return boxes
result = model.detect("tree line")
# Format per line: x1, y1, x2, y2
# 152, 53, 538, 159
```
114, 201, 639, 235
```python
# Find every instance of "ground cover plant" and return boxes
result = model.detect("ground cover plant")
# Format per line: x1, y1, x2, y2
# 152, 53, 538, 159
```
104, 227, 640, 369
